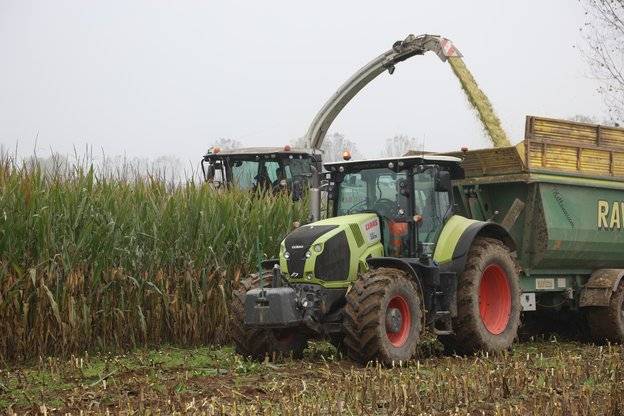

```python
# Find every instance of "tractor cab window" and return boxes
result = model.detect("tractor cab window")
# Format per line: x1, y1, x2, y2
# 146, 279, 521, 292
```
336, 168, 408, 257
413, 168, 451, 249
336, 168, 407, 218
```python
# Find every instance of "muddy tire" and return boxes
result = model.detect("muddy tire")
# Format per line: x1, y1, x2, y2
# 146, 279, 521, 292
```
342, 268, 423, 365
440, 237, 521, 355
328, 334, 349, 359
586, 281, 624, 343
230, 273, 308, 360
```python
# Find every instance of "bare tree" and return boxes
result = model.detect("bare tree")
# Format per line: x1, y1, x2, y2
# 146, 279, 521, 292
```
382, 134, 424, 157
579, 0, 624, 123
292, 132, 362, 162
567, 114, 621, 126
210, 138, 242, 151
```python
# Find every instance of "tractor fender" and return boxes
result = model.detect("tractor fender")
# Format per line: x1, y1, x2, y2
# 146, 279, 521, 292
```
579, 269, 624, 307
366, 257, 425, 298
366, 257, 452, 324
447, 221, 516, 275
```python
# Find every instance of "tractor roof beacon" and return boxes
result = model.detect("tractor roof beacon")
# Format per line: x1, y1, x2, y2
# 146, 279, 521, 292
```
230, 34, 522, 365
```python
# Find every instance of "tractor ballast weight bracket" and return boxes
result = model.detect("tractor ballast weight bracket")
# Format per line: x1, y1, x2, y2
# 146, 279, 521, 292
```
244, 287, 303, 328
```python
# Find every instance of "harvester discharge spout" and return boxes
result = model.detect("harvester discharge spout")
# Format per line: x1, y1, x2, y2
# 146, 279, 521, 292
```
304, 34, 463, 152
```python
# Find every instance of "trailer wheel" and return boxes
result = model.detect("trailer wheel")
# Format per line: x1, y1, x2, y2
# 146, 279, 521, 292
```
586, 281, 624, 343
230, 273, 307, 360
342, 267, 422, 365
440, 237, 521, 354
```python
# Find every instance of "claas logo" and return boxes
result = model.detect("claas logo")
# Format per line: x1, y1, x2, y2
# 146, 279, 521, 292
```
365, 219, 379, 231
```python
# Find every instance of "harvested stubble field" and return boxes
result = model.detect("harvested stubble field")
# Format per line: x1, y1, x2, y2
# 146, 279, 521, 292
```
3, 159, 624, 415
1, 340, 623, 415
0, 157, 307, 362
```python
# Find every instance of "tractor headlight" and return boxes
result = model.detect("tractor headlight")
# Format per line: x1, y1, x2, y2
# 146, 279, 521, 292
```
305, 250, 311, 258
313, 243, 323, 253
284, 251, 290, 259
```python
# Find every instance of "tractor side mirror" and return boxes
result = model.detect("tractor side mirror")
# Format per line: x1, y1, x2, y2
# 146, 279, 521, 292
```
435, 170, 452, 192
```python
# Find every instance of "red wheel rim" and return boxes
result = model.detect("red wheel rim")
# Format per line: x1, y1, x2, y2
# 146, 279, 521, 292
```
386, 295, 411, 347
479, 264, 511, 335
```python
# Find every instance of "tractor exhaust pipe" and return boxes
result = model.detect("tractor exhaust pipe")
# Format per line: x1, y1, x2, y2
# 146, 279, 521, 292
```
310, 164, 321, 222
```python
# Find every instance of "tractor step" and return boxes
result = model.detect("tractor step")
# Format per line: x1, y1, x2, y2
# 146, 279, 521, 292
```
433, 310, 453, 335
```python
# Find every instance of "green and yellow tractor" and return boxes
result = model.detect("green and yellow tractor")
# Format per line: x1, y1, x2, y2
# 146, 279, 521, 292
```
232, 153, 522, 364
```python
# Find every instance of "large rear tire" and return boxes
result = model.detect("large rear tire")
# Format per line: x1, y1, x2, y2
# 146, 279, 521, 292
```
586, 281, 624, 343
440, 237, 521, 355
230, 273, 307, 360
342, 268, 422, 365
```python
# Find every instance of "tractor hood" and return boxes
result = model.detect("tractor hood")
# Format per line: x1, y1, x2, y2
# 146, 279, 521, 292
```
279, 213, 383, 285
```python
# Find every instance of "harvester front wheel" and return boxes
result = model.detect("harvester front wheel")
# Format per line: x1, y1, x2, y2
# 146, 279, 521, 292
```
586, 281, 624, 343
230, 273, 308, 360
440, 237, 521, 355
343, 268, 422, 365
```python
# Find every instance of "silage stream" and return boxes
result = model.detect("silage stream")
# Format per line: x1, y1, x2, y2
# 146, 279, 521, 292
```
447, 56, 511, 148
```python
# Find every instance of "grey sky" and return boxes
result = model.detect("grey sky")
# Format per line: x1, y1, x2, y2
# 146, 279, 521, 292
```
0, 0, 603, 163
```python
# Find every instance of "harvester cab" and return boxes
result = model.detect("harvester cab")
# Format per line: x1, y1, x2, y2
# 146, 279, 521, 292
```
201, 146, 321, 199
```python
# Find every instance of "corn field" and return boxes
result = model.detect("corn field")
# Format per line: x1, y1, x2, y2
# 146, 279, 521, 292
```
0, 156, 308, 362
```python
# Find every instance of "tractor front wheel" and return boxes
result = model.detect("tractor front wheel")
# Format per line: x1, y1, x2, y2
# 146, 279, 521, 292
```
343, 268, 422, 365
230, 273, 308, 360
440, 237, 521, 355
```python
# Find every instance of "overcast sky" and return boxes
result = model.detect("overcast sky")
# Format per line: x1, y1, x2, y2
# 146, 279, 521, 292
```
0, 0, 604, 164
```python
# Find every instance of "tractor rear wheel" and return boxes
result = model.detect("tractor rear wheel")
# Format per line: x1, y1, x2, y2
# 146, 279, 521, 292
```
342, 267, 422, 365
440, 237, 521, 355
586, 281, 624, 343
230, 273, 308, 360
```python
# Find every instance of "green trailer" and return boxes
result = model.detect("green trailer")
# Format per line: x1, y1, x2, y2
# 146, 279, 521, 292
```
447, 116, 624, 339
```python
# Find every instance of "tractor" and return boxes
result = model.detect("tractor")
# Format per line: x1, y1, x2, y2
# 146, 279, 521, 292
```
231, 153, 520, 364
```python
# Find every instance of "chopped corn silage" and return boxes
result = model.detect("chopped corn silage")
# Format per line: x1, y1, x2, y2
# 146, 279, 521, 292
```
447, 56, 511, 148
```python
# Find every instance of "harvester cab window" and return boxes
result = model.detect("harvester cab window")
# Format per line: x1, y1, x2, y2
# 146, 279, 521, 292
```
264, 161, 280, 184
287, 158, 312, 181
231, 160, 260, 190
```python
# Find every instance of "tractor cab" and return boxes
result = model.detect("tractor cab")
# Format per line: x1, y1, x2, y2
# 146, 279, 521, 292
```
201, 146, 321, 198
325, 154, 464, 259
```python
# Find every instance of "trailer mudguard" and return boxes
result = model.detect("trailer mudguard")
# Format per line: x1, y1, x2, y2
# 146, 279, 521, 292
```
579, 269, 624, 307
434, 215, 516, 274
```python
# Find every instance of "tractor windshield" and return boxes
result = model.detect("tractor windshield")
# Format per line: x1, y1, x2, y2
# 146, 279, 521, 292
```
336, 168, 408, 217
